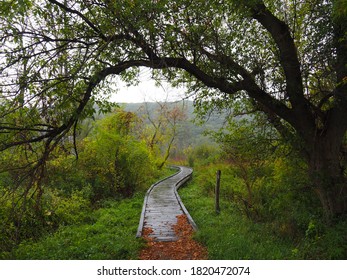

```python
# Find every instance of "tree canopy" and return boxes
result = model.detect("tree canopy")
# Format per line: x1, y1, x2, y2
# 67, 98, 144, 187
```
0, 0, 346, 220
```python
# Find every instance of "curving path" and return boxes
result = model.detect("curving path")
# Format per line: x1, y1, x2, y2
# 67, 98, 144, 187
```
136, 166, 197, 241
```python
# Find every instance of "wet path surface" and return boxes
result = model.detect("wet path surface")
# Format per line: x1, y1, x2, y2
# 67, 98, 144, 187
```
136, 166, 196, 241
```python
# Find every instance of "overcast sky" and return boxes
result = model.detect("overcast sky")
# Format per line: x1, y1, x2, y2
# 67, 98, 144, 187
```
109, 68, 188, 103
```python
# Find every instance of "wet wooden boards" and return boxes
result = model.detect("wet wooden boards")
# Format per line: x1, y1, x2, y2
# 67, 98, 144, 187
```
136, 166, 197, 241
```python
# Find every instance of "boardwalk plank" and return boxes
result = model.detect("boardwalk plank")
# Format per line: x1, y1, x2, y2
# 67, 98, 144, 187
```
136, 166, 196, 241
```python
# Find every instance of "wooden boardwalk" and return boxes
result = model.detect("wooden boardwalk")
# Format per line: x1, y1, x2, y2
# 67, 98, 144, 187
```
136, 166, 197, 241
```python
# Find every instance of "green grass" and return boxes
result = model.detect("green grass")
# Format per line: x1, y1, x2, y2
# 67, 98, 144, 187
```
5, 166, 344, 260
179, 180, 294, 259
2, 167, 179, 260
8, 195, 145, 260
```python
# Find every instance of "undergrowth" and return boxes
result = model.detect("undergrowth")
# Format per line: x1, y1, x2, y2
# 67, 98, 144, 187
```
5, 196, 145, 260
178, 177, 347, 260
179, 182, 293, 259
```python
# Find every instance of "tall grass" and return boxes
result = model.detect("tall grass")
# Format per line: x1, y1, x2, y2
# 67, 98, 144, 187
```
179, 173, 347, 259
179, 179, 296, 259
7, 195, 145, 260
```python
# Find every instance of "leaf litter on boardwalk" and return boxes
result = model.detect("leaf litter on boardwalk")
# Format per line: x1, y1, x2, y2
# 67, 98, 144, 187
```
140, 214, 208, 260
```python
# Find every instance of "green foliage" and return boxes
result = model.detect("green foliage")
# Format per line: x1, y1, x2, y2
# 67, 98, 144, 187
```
7, 197, 144, 260
44, 109, 160, 201
185, 144, 220, 167
78, 109, 159, 200
0, 0, 32, 17
42, 189, 92, 227
0, 184, 92, 257
205, 116, 275, 220
179, 177, 293, 259
0, 107, 162, 256
264, 157, 319, 233
43, 154, 89, 197
179, 172, 347, 259
180, 110, 345, 258
295, 219, 347, 259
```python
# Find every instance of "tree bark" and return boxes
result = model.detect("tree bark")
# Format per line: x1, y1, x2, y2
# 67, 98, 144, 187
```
306, 1, 347, 222
307, 133, 347, 222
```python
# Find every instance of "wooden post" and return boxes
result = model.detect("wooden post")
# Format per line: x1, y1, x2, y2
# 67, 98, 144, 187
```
215, 170, 221, 214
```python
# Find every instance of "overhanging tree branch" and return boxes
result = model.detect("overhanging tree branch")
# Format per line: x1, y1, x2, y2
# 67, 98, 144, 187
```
251, 3, 305, 105
249, 1, 317, 140
200, 48, 295, 125
47, 0, 108, 41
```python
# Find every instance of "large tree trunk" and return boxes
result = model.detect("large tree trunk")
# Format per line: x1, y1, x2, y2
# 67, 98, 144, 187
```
308, 134, 347, 223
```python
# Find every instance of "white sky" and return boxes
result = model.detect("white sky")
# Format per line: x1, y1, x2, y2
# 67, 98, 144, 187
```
109, 68, 188, 103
